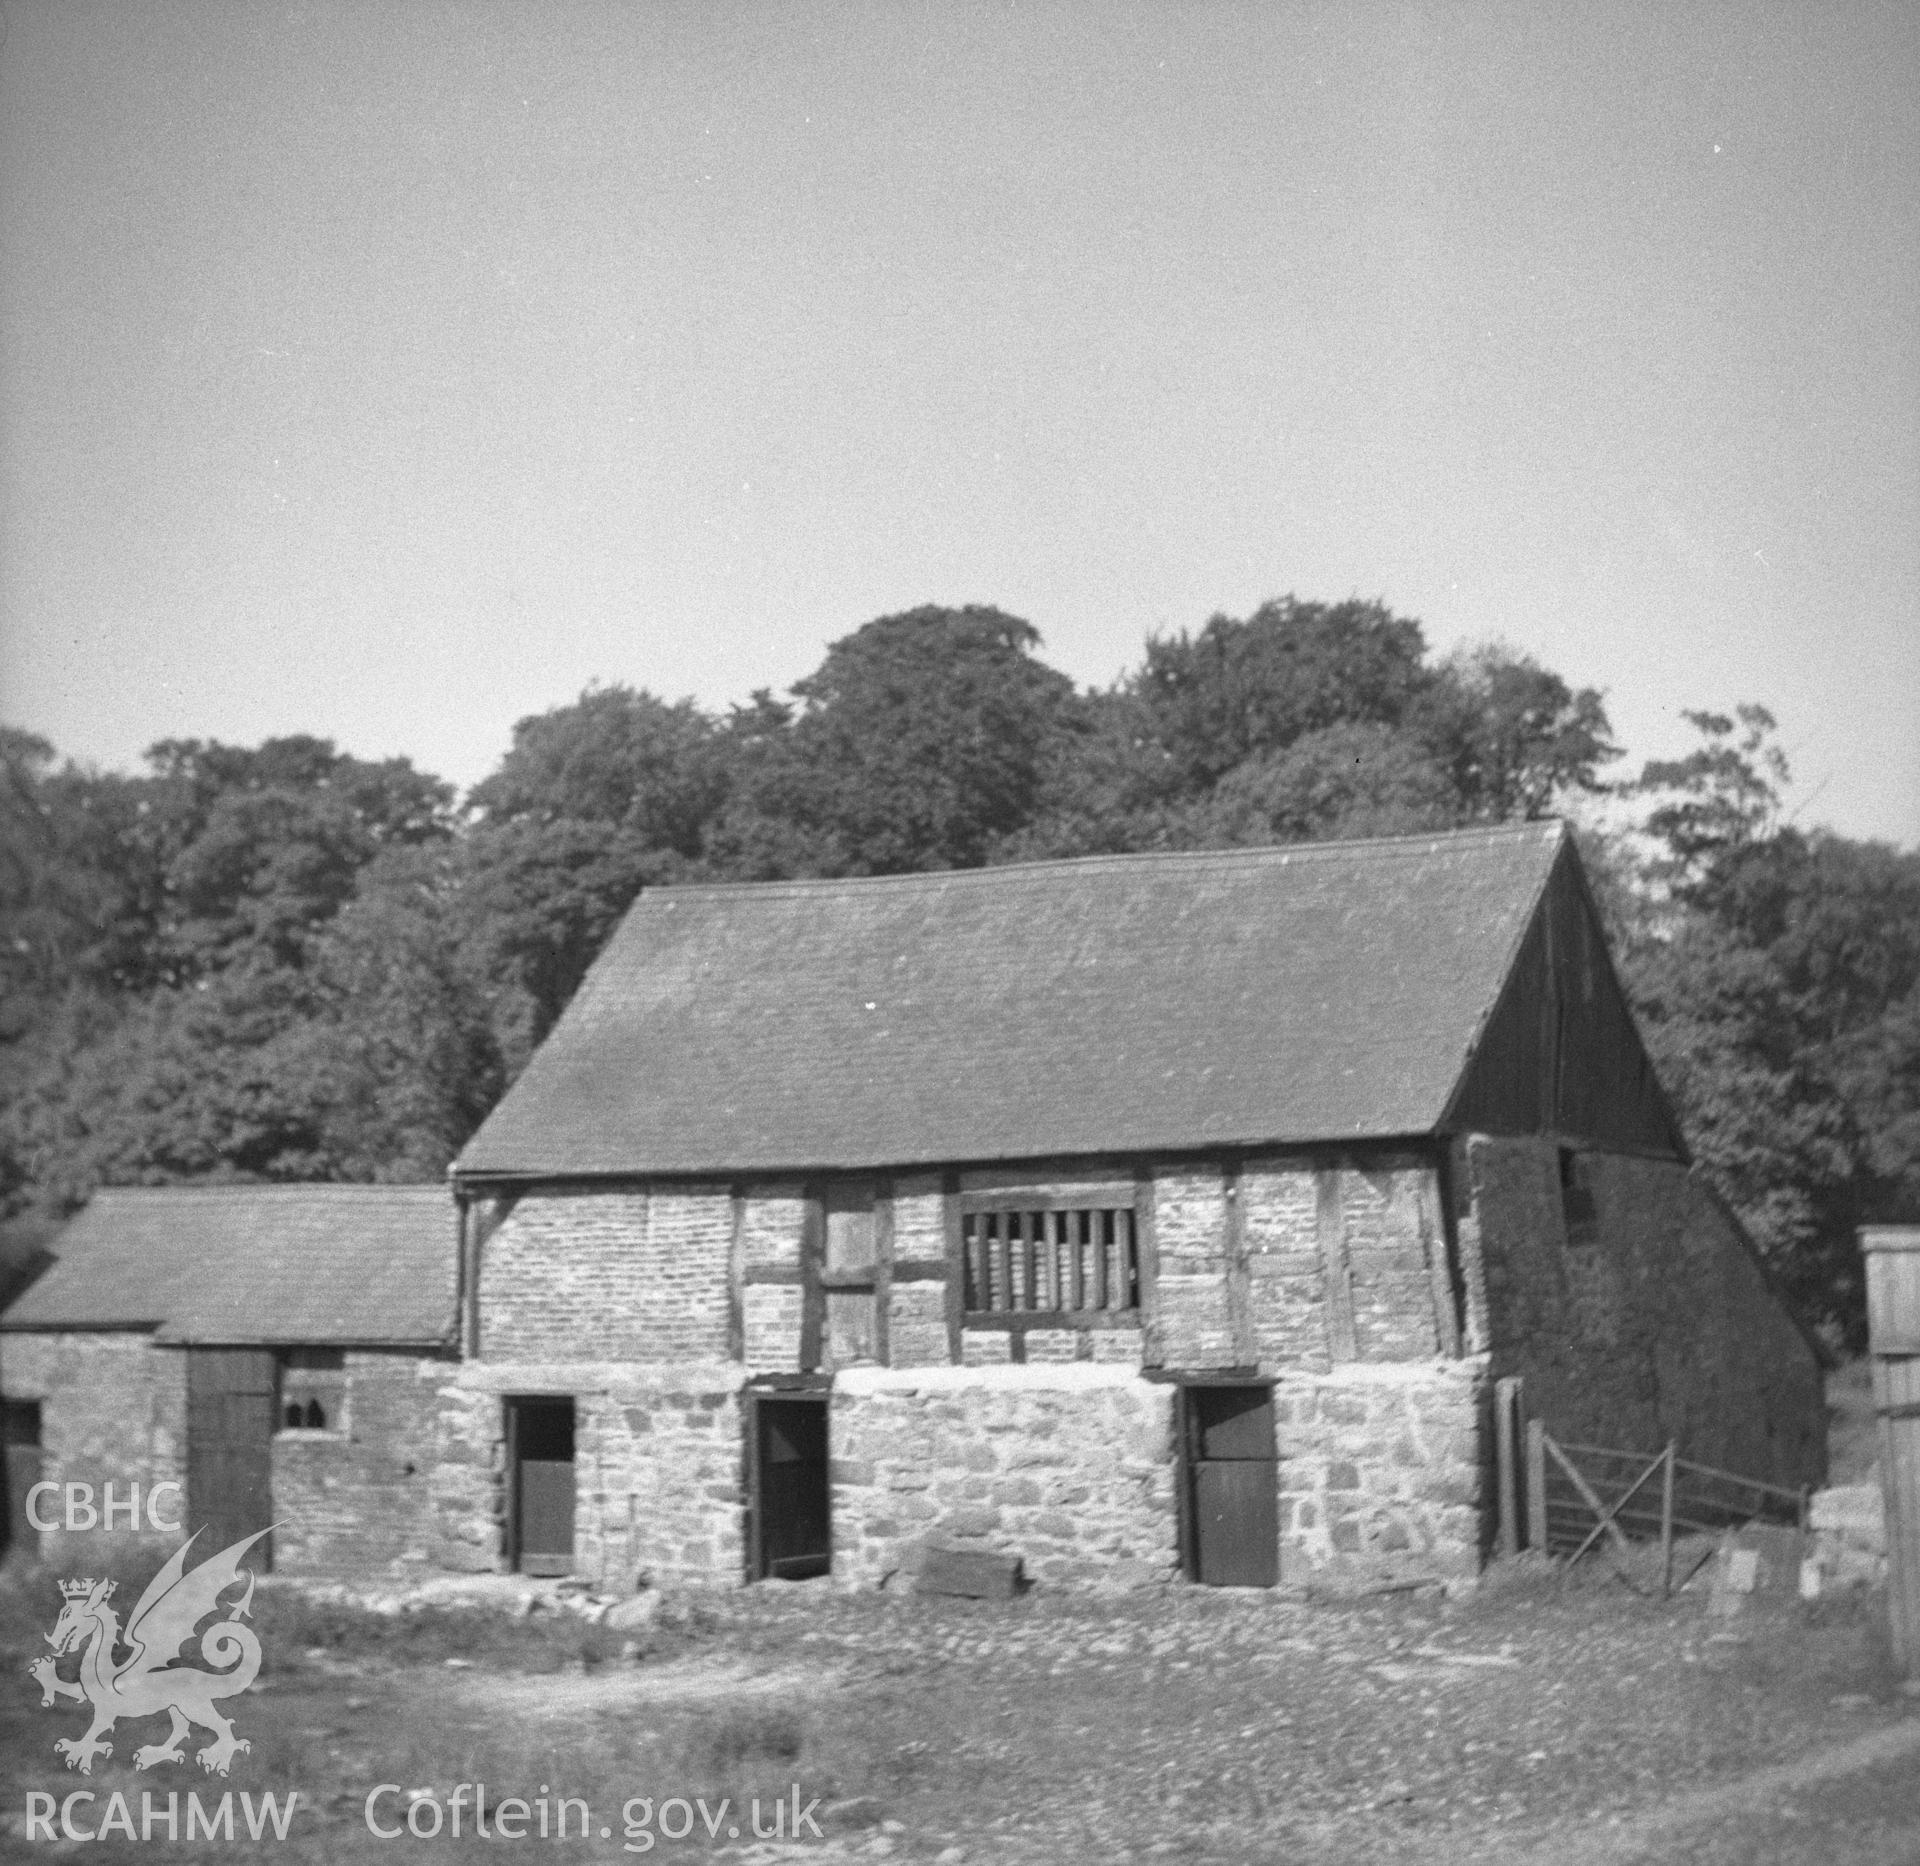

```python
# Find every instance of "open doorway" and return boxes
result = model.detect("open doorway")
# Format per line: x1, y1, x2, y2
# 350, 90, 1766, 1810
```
506, 1397, 575, 1577
1, 1400, 41, 1559
747, 1393, 830, 1581
1179, 1381, 1279, 1587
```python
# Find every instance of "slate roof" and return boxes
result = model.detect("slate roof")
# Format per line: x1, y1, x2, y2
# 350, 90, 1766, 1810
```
0, 1186, 455, 1345
456, 821, 1574, 1179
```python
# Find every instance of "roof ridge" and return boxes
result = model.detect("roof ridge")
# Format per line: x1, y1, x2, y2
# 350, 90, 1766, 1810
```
630, 820, 1568, 905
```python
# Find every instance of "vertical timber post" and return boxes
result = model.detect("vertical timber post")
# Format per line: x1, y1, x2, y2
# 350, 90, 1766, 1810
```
1494, 1376, 1522, 1560
1526, 1418, 1549, 1555
1863, 1226, 1920, 1680
1660, 1442, 1677, 1598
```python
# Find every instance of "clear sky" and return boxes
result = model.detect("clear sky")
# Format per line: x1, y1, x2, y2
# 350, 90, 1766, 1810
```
2, 1, 1915, 844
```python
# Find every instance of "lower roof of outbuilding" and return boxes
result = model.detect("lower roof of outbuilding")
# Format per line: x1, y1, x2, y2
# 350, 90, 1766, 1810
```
0, 1185, 455, 1346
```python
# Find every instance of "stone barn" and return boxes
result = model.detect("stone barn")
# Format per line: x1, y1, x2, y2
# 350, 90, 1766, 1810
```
0, 1185, 455, 1578
434, 821, 1825, 1592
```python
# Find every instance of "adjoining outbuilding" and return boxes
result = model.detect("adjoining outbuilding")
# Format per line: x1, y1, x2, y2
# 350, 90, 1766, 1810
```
442, 821, 1826, 1593
0, 1185, 455, 1578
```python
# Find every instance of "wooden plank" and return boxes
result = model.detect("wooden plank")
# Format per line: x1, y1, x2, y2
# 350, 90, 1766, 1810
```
726, 1185, 746, 1363
1494, 1376, 1521, 1559
959, 1182, 1135, 1213
889, 1260, 949, 1283
1223, 1157, 1255, 1365
518, 1461, 574, 1574
1660, 1441, 1677, 1597
997, 1213, 1015, 1316
918, 1547, 1022, 1599
743, 1384, 762, 1580
1526, 1418, 1548, 1553
1133, 1168, 1156, 1329
1866, 1226, 1920, 1677
1544, 1433, 1638, 1569
186, 1349, 275, 1564
1563, 1445, 1667, 1571
743, 1265, 805, 1286
1093, 1207, 1109, 1311
1317, 1168, 1358, 1363
943, 1174, 965, 1365
798, 1187, 824, 1373
873, 1181, 893, 1369
1192, 1461, 1279, 1587
1418, 1170, 1463, 1359
817, 1269, 879, 1292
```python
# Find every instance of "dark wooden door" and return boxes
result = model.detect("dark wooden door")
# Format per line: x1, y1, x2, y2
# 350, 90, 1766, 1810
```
1, 1400, 41, 1558
750, 1396, 830, 1580
186, 1349, 275, 1567
1185, 1384, 1278, 1588
508, 1398, 575, 1577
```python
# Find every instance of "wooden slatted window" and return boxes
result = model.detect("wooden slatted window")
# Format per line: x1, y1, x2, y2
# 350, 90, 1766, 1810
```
960, 1205, 1139, 1320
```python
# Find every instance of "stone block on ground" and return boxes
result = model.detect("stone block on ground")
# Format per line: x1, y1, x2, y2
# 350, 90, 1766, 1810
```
917, 1547, 1024, 1599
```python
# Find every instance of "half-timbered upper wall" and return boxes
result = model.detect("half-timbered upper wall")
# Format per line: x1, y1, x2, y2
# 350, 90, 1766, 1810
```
478, 1186, 733, 1363
1443, 842, 1686, 1158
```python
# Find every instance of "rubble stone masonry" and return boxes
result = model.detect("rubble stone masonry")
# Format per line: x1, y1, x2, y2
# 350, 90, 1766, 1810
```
1459, 1135, 1825, 1491
829, 1364, 1180, 1590
0, 1331, 185, 1566
1275, 1359, 1487, 1583
432, 1360, 747, 1587
272, 1351, 448, 1579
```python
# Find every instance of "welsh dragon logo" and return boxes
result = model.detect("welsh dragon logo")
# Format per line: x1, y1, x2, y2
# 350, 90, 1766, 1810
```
28, 1528, 267, 1777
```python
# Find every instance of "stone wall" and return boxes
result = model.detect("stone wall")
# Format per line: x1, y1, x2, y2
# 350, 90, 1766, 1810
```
0, 1331, 186, 1566
432, 1361, 747, 1588
1460, 1136, 1826, 1491
480, 1186, 733, 1363
272, 1351, 449, 1580
1275, 1360, 1487, 1584
829, 1364, 1179, 1590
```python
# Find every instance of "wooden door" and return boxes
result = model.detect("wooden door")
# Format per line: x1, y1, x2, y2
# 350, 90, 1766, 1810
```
1, 1400, 41, 1558
186, 1349, 276, 1567
821, 1184, 879, 1367
749, 1395, 830, 1581
1184, 1384, 1278, 1588
508, 1397, 575, 1577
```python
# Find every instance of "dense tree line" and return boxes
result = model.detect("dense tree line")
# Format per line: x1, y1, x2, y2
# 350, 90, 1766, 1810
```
2, 601, 1914, 1340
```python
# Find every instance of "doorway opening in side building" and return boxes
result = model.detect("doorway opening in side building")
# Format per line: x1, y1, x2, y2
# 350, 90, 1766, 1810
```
1178, 1379, 1279, 1587
748, 1392, 830, 1581
507, 1396, 575, 1577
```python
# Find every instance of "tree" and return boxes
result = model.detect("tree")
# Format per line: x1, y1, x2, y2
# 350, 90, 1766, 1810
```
1615, 709, 1920, 1340
1410, 645, 1619, 821
1132, 597, 1430, 794
466, 687, 728, 855
141, 736, 455, 980
1632, 705, 1789, 905
721, 606, 1082, 875
1189, 722, 1458, 846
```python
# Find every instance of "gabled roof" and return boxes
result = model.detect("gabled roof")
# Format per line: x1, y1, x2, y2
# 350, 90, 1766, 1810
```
1, 1186, 455, 1346
457, 821, 1656, 1180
